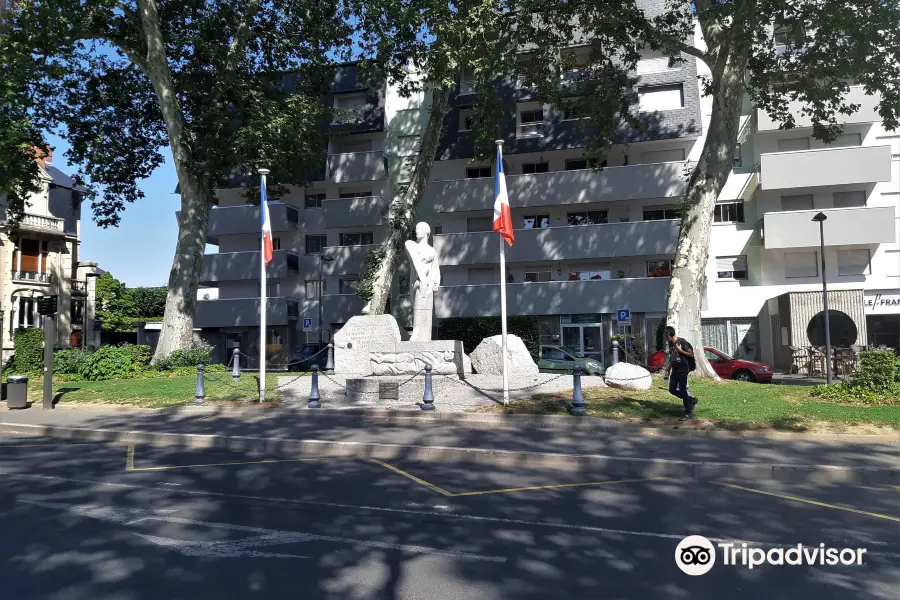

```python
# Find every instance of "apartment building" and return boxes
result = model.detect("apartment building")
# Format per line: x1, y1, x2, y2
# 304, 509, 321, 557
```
0, 150, 101, 354
194, 21, 899, 369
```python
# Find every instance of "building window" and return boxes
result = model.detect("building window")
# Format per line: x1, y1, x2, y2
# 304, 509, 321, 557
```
466, 216, 493, 232
17, 297, 38, 328
643, 206, 679, 221
12, 239, 49, 278
568, 269, 610, 281
271, 237, 281, 251
638, 84, 684, 111
837, 249, 871, 275
71, 300, 85, 325
643, 148, 685, 163
523, 214, 550, 229
733, 144, 742, 168
398, 275, 410, 295
468, 267, 495, 285
339, 190, 372, 199
305, 193, 325, 209
332, 92, 367, 124
714, 201, 745, 223
826, 133, 862, 147
459, 109, 473, 131
647, 260, 672, 278
565, 159, 588, 170
784, 251, 818, 278
459, 68, 475, 95
563, 105, 583, 120
781, 194, 814, 212
567, 211, 608, 225
524, 270, 551, 283
305, 235, 327, 255
339, 232, 374, 246
776, 137, 810, 152
518, 108, 544, 137
466, 166, 492, 179
433, 226, 443, 235
716, 255, 748, 280
305, 280, 326, 298
833, 191, 866, 208
522, 162, 549, 175
266, 283, 280, 296
339, 277, 360, 295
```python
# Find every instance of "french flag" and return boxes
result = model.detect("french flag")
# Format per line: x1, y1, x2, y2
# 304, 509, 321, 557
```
493, 144, 515, 246
260, 175, 274, 265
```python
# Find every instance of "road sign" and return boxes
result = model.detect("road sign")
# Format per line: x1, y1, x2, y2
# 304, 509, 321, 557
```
302, 317, 313, 332
37, 295, 58, 316
616, 309, 631, 324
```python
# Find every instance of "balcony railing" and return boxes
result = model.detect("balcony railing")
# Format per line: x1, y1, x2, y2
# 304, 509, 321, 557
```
12, 270, 55, 284
71, 280, 88, 294
19, 213, 65, 234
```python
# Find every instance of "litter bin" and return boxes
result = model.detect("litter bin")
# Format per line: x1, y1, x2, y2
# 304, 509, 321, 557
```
6, 375, 29, 409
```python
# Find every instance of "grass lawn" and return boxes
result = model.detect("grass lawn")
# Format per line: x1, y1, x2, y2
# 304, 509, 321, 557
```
17, 371, 310, 409
474, 375, 900, 432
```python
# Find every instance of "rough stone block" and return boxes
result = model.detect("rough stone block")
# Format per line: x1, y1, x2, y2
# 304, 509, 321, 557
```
604, 362, 653, 391
470, 335, 539, 377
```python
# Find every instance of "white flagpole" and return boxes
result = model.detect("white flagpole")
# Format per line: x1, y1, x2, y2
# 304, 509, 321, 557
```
499, 235, 510, 406
258, 167, 269, 403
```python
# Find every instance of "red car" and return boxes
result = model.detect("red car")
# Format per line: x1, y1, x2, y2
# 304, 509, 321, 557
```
647, 346, 774, 383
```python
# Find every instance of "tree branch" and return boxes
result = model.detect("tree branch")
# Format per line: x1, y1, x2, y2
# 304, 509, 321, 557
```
225, 0, 262, 73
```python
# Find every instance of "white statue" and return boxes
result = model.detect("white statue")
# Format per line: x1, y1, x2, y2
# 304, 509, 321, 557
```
405, 222, 441, 341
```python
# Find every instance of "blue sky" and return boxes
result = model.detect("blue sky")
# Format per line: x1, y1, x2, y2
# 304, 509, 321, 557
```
46, 131, 180, 288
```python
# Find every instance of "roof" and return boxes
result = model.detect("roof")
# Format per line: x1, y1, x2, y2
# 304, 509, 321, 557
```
46, 165, 88, 192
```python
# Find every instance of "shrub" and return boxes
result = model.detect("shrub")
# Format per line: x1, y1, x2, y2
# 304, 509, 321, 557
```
54, 348, 94, 375
811, 348, 900, 404
78, 345, 135, 381
437, 316, 541, 357
11, 328, 44, 374
125, 344, 152, 367
155, 342, 215, 369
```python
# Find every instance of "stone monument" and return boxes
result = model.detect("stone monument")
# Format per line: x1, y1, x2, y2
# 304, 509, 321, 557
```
404, 222, 440, 342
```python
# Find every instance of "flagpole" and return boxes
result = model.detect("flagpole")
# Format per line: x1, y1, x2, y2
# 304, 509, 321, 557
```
258, 167, 269, 404
495, 140, 510, 407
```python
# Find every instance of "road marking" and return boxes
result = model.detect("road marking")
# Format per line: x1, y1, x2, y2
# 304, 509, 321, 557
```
11, 472, 900, 559
19, 499, 506, 562
125, 443, 329, 472
718, 482, 900, 524
0, 442, 107, 449
368, 459, 454, 497
449, 477, 666, 497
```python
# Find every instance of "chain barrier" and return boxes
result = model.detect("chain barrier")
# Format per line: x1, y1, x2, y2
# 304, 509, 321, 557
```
320, 368, 426, 391
436, 371, 570, 393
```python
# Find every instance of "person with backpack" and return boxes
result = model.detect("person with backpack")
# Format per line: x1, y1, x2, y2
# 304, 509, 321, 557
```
663, 326, 699, 421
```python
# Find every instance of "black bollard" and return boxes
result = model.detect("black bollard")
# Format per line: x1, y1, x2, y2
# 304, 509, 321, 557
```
325, 344, 335, 373
195, 364, 206, 405
231, 347, 241, 381
308, 365, 321, 408
421, 364, 435, 411
570, 367, 585, 416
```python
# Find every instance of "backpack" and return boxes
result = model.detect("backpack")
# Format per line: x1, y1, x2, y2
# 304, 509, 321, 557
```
687, 355, 697, 372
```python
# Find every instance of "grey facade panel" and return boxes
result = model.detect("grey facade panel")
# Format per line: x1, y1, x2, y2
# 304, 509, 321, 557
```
209, 203, 297, 237
435, 220, 679, 265
436, 277, 669, 318
194, 297, 296, 328
757, 87, 882, 131
760, 145, 892, 190
323, 196, 387, 228
327, 151, 387, 182
432, 161, 690, 212
200, 250, 295, 284
762, 206, 896, 250
304, 294, 366, 325
323, 244, 377, 275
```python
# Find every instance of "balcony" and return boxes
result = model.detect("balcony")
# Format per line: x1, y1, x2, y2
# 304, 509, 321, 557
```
11, 270, 55, 285
435, 220, 679, 266
194, 297, 300, 329
300, 294, 366, 325
762, 206, 897, 250
759, 145, 892, 190
322, 244, 378, 275
207, 203, 299, 242
19, 213, 65, 235
327, 151, 386, 183
435, 277, 670, 319
200, 250, 302, 285
323, 196, 387, 229
71, 280, 88, 295
757, 87, 882, 131
431, 161, 690, 212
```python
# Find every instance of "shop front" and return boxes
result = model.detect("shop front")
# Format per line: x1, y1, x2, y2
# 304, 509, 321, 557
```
865, 289, 900, 351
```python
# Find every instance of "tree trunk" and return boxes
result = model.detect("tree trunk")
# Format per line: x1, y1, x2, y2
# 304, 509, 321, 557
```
135, 0, 212, 362
666, 48, 748, 380
362, 86, 451, 315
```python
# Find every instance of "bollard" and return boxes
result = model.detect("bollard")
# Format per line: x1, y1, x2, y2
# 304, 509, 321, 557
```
307, 365, 321, 408
611, 340, 619, 365
231, 347, 241, 381
421, 364, 435, 411
195, 364, 206, 405
570, 367, 585, 416
325, 344, 335, 372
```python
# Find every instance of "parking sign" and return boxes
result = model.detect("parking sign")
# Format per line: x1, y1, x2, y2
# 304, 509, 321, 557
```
616, 309, 631, 324
302, 318, 313, 332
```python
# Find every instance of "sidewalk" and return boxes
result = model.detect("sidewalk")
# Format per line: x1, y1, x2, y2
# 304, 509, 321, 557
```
1, 405, 897, 484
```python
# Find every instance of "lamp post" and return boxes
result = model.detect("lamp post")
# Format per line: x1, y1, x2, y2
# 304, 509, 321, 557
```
82, 272, 100, 349
317, 254, 334, 345
812, 212, 833, 385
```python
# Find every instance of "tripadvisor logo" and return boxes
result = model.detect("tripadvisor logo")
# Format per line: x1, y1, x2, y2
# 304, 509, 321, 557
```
675, 536, 867, 575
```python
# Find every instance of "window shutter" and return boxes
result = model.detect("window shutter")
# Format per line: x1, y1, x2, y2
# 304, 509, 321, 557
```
716, 256, 747, 272
832, 191, 866, 208
784, 251, 818, 278
837, 249, 871, 275
781, 194, 814, 211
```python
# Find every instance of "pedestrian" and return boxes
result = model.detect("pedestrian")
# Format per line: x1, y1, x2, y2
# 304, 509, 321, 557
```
663, 326, 698, 421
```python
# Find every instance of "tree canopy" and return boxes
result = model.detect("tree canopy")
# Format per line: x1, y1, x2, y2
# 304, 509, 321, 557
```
95, 272, 170, 332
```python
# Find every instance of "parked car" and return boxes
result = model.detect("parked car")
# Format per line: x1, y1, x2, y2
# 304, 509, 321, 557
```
538, 345, 605, 376
647, 347, 773, 382
288, 343, 329, 372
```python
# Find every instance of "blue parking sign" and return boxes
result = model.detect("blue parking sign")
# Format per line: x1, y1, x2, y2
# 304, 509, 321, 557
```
302, 318, 313, 331
616, 309, 631, 324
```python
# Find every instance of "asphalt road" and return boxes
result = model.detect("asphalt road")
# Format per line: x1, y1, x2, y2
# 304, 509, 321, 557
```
1, 434, 898, 600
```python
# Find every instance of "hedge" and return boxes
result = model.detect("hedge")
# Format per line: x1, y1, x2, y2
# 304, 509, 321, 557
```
12, 328, 44, 374
437, 316, 541, 357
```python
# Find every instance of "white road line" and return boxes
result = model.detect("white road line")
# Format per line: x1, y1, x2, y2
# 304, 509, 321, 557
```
8, 472, 900, 559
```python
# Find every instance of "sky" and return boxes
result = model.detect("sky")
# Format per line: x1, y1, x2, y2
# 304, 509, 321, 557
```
45, 131, 181, 288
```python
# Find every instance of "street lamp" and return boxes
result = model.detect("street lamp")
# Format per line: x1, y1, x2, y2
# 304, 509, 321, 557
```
812, 212, 833, 385
83, 272, 100, 349
317, 254, 334, 346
